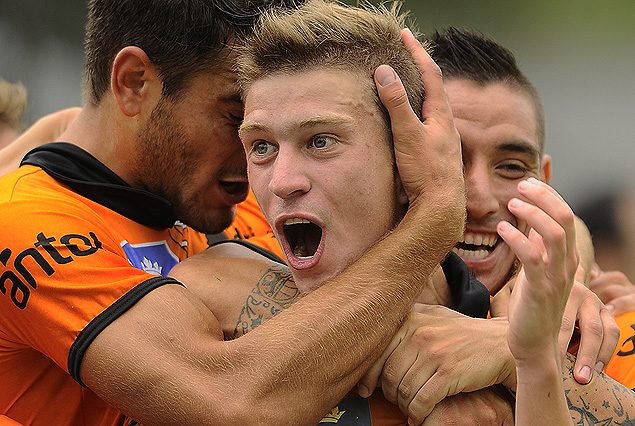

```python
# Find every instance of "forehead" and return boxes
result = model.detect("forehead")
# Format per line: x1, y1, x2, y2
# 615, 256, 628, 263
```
242, 68, 383, 135
187, 65, 242, 104
446, 79, 540, 154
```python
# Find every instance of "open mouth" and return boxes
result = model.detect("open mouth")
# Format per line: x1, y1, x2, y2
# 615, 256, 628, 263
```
283, 218, 323, 258
453, 233, 498, 260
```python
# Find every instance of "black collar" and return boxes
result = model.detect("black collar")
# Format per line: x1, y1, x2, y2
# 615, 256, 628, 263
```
21, 142, 176, 229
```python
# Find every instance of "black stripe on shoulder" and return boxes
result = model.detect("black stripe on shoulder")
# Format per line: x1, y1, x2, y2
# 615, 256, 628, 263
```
68, 276, 184, 386
209, 239, 286, 265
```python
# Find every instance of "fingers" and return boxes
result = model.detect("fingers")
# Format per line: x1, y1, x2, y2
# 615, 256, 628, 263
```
572, 299, 605, 384
607, 294, 635, 317
357, 322, 410, 397
374, 28, 463, 212
559, 284, 620, 384
399, 29, 452, 122
596, 307, 620, 368
501, 179, 578, 286
588, 270, 634, 304
573, 306, 619, 383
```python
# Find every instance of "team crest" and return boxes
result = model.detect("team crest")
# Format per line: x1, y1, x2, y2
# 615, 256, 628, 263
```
120, 240, 179, 276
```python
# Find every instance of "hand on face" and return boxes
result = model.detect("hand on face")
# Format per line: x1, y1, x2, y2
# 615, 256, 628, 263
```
374, 29, 465, 248
499, 178, 578, 363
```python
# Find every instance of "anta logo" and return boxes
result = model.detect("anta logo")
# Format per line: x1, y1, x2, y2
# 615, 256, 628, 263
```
0, 231, 102, 310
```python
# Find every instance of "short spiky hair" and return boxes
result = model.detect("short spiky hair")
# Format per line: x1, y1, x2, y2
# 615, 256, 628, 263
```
83, 0, 303, 105
431, 27, 545, 152
237, 0, 426, 125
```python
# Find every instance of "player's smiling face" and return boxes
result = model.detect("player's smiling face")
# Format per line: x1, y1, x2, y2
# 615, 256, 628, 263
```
240, 68, 407, 291
446, 79, 551, 294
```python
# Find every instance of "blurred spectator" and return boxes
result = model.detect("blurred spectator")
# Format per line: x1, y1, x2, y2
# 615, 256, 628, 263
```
575, 185, 635, 283
0, 78, 27, 150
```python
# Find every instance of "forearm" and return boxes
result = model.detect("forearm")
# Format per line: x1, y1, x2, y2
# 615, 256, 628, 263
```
107, 200, 461, 426
515, 353, 572, 426
229, 203, 462, 422
562, 352, 635, 423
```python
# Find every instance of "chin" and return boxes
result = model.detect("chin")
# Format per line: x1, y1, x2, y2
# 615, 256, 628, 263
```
179, 209, 236, 235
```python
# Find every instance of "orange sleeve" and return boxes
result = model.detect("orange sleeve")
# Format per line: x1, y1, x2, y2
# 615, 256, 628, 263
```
604, 311, 635, 389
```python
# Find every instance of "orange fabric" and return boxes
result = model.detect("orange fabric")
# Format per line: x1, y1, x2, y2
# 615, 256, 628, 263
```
604, 311, 635, 389
0, 166, 208, 426
224, 188, 284, 259
0, 415, 25, 425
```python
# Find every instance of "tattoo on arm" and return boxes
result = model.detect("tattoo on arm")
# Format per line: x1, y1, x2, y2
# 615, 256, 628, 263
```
563, 352, 635, 425
233, 265, 301, 338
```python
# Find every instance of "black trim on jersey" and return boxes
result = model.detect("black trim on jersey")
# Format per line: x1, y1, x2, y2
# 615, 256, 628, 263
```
442, 251, 490, 318
68, 276, 184, 386
209, 241, 488, 318
209, 238, 286, 264
21, 142, 176, 229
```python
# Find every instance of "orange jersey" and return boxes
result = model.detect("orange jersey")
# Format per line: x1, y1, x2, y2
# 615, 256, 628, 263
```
604, 311, 635, 389
224, 189, 284, 259
0, 143, 208, 426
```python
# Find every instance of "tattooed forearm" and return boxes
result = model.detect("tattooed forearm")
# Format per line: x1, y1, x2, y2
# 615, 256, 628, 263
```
563, 352, 635, 425
233, 265, 301, 338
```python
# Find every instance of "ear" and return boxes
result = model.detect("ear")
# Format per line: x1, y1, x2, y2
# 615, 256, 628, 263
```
540, 154, 552, 184
111, 46, 162, 117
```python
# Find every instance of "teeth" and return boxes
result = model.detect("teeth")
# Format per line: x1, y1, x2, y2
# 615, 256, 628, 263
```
285, 218, 311, 225
452, 247, 490, 259
461, 232, 497, 247
293, 240, 309, 258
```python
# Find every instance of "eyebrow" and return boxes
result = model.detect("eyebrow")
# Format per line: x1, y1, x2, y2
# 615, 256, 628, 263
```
219, 93, 243, 104
239, 114, 356, 139
496, 141, 541, 159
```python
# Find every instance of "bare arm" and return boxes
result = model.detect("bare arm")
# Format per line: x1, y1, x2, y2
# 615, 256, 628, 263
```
0, 107, 81, 175
80, 37, 466, 426
502, 179, 577, 425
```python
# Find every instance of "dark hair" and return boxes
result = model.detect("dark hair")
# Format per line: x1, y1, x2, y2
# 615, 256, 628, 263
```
430, 27, 545, 151
84, 0, 302, 105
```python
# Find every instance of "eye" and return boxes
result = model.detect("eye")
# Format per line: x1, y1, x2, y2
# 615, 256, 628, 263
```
497, 162, 529, 179
228, 112, 243, 125
251, 140, 277, 157
309, 134, 337, 150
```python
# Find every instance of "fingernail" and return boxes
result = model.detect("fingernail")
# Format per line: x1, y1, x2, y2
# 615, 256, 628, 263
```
578, 365, 592, 383
595, 361, 605, 373
357, 384, 370, 398
376, 65, 396, 87
508, 198, 522, 209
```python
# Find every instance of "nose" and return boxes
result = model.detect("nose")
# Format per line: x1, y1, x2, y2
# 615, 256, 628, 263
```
268, 149, 311, 199
465, 164, 499, 220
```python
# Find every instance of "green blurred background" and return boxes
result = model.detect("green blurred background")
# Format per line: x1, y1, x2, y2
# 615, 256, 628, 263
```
1, 0, 634, 210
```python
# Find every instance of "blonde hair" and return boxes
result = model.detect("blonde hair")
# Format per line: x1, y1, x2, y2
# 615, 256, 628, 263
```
237, 0, 426, 122
0, 78, 27, 132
